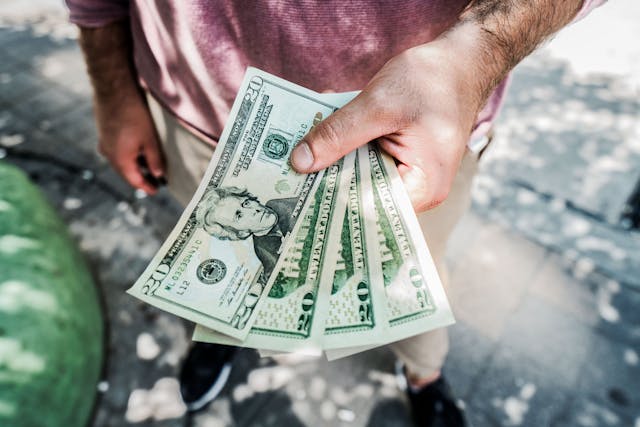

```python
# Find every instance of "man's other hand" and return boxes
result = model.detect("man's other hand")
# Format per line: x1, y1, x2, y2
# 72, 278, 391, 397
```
94, 93, 164, 195
78, 21, 165, 195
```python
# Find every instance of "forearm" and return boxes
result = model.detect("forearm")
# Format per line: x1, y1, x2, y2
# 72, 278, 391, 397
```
76, 19, 164, 193
78, 20, 141, 106
440, 0, 584, 107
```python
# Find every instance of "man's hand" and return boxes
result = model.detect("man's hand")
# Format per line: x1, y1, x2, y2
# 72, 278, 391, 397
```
291, 38, 480, 213
291, 0, 584, 213
79, 21, 164, 195
94, 91, 164, 195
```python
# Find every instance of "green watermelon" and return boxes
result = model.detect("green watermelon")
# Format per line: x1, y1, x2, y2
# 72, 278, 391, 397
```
0, 161, 104, 427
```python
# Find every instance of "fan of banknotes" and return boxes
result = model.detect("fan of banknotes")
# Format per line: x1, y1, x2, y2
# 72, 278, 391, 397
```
128, 68, 454, 360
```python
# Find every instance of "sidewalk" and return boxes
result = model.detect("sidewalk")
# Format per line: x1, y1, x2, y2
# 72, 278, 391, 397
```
0, 3, 638, 427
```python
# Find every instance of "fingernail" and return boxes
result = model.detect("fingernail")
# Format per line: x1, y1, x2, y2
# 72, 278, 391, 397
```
291, 141, 314, 172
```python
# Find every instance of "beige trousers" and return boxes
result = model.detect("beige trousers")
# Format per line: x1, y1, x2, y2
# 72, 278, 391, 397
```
147, 94, 478, 378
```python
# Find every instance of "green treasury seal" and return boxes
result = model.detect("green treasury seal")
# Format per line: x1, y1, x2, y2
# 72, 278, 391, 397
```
197, 259, 227, 285
262, 133, 289, 160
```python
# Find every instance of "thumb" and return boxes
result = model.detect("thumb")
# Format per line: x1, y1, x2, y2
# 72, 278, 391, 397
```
290, 93, 389, 173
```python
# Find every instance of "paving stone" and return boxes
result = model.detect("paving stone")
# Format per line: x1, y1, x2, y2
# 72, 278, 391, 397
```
445, 211, 485, 271
465, 409, 501, 427
27, 43, 84, 76
584, 271, 640, 347
9, 100, 102, 168
0, 68, 47, 107
12, 83, 84, 123
449, 223, 547, 340
2, 27, 77, 65
94, 164, 140, 200
135, 188, 184, 240
473, 179, 640, 289
199, 347, 408, 427
29, 44, 93, 96
0, 26, 39, 50
1, 119, 105, 180
500, 294, 596, 386
0, 109, 29, 136
37, 100, 98, 145
445, 321, 497, 399
470, 346, 571, 427
0, 23, 91, 97
232, 390, 307, 427
192, 399, 234, 427
556, 397, 635, 427
65, 197, 189, 427
480, 50, 640, 224
364, 398, 412, 427
576, 333, 640, 419
0, 46, 23, 74
529, 253, 601, 327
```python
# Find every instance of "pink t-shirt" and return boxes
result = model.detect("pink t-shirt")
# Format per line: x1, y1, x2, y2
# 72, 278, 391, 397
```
65, 0, 605, 145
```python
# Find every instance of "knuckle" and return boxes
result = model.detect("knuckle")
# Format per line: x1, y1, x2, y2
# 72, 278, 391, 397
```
431, 188, 449, 208
366, 89, 400, 126
427, 186, 450, 210
365, 88, 387, 113
410, 171, 451, 212
432, 123, 463, 146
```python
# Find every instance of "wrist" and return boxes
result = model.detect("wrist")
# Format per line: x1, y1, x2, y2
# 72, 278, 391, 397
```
405, 23, 500, 118
456, 0, 583, 91
434, 21, 511, 108
94, 78, 143, 108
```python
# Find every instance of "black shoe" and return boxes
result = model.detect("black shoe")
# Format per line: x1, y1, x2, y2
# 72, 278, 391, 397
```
179, 342, 237, 412
406, 376, 467, 427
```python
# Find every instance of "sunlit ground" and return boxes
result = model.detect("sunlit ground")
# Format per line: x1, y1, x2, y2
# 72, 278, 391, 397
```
0, 1, 638, 426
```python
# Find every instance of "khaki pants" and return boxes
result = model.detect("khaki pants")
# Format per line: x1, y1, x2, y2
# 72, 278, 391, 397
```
147, 94, 478, 379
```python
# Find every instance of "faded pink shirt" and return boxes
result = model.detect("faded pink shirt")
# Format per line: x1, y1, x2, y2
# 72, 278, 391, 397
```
65, 0, 605, 145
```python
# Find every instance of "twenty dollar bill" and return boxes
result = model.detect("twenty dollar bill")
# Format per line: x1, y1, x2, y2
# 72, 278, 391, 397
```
128, 68, 353, 339
194, 153, 354, 352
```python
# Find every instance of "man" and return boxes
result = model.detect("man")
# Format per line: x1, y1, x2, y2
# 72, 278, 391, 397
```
66, 1, 605, 425
195, 185, 296, 280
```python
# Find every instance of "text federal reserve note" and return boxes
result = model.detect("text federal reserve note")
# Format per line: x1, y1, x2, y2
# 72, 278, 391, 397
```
359, 144, 454, 342
323, 148, 389, 349
194, 153, 354, 352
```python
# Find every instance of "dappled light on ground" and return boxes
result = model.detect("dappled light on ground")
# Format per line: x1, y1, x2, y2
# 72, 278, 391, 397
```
125, 377, 187, 423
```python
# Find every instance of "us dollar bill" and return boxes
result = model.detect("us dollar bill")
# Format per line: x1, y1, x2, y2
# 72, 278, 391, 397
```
358, 144, 454, 342
326, 145, 455, 360
193, 153, 353, 352
127, 68, 353, 339
322, 148, 389, 349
